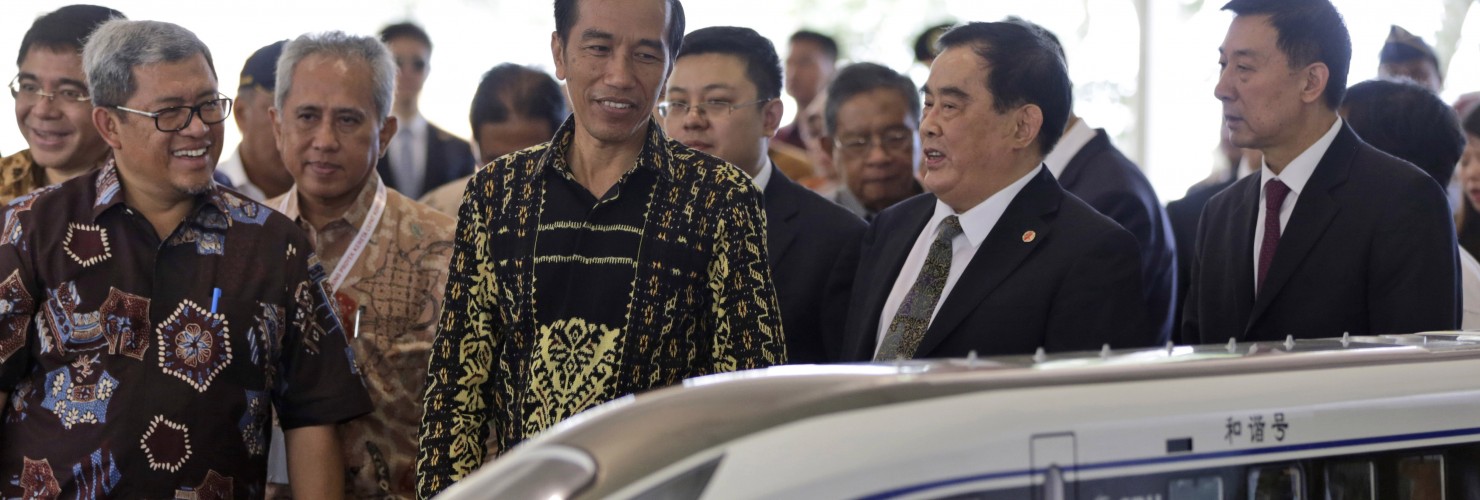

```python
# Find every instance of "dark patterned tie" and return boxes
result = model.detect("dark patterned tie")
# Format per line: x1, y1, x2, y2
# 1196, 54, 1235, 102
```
1257, 179, 1291, 292
875, 215, 963, 361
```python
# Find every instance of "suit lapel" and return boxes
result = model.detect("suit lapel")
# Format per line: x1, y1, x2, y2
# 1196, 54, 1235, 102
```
913, 167, 1057, 357
424, 127, 446, 192
1245, 125, 1354, 334
763, 168, 801, 268
1224, 176, 1260, 339
852, 199, 933, 359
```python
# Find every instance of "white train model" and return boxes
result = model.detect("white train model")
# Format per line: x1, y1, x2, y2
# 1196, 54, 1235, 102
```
436, 333, 1480, 499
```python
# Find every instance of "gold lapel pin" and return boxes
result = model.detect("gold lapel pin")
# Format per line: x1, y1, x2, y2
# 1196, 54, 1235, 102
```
1022, 230, 1037, 243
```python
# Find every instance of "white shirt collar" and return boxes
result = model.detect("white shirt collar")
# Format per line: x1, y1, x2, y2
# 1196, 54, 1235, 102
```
927, 164, 1042, 249
1043, 118, 1097, 178
753, 160, 774, 192
1258, 117, 1342, 195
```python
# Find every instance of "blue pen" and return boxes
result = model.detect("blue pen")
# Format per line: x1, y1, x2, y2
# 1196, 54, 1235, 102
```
210, 288, 221, 314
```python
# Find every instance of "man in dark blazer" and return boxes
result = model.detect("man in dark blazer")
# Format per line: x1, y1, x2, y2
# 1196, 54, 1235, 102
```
838, 22, 1151, 362
1184, 0, 1458, 344
378, 22, 476, 198
1023, 21, 1177, 344
662, 27, 865, 363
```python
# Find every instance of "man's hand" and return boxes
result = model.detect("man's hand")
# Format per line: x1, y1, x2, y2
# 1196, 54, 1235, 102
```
285, 424, 344, 500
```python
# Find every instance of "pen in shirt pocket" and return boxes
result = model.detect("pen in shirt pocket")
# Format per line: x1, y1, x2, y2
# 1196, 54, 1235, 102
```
210, 287, 221, 314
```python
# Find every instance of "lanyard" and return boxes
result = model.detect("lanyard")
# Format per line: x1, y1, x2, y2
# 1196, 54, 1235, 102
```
278, 179, 387, 293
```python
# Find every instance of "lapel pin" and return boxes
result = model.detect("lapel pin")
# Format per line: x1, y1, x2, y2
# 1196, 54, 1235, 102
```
1022, 230, 1037, 243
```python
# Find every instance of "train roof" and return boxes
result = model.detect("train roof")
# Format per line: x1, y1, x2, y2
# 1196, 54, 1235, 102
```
444, 332, 1480, 499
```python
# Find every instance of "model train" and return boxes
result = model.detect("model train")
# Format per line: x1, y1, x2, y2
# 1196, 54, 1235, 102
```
437, 333, 1480, 499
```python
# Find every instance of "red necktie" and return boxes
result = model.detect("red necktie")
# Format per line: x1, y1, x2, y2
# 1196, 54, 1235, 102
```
1258, 179, 1291, 292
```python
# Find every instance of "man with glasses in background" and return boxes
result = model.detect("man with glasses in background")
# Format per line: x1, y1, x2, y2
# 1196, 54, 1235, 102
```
821, 63, 924, 220
0, 20, 371, 498
662, 26, 863, 363
2, 5, 123, 204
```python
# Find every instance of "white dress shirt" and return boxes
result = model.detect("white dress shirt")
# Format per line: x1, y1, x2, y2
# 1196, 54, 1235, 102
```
1042, 118, 1097, 179
215, 146, 267, 202
390, 113, 429, 198
1252, 118, 1343, 288
752, 160, 774, 192
875, 165, 1041, 354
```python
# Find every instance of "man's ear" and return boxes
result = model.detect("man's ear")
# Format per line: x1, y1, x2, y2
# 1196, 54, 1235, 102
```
1013, 104, 1044, 151
761, 99, 784, 137
92, 107, 124, 150
551, 31, 567, 81
1301, 62, 1330, 105
378, 115, 399, 160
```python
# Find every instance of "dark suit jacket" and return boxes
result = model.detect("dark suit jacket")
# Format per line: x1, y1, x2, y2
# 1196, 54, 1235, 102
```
838, 166, 1152, 361
1165, 175, 1235, 342
763, 167, 866, 363
1058, 129, 1178, 344
376, 121, 476, 199
1182, 124, 1460, 344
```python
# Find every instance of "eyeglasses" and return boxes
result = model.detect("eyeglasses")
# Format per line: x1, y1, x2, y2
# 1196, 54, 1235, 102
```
834, 129, 916, 157
9, 76, 91, 106
112, 96, 232, 132
657, 98, 772, 119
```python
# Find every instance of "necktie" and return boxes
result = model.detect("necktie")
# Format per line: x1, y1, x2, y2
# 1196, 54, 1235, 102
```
1257, 179, 1291, 292
876, 215, 963, 361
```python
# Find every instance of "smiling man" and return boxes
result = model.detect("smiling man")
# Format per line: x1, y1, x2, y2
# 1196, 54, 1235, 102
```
415, 0, 785, 496
662, 26, 864, 363
1182, 0, 1458, 343
0, 20, 370, 498
838, 21, 1150, 362
265, 31, 457, 499
1, 5, 123, 204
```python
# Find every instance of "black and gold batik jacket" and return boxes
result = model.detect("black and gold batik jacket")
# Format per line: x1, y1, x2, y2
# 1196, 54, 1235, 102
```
416, 118, 786, 498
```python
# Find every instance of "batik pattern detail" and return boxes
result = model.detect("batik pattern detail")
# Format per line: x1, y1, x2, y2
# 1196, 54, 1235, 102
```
93, 162, 120, 208
71, 450, 121, 498
63, 223, 111, 268
218, 190, 271, 226
39, 366, 117, 429
41, 281, 105, 355
100, 287, 151, 360
141, 415, 192, 472
239, 390, 268, 457
157, 300, 232, 392
19, 457, 60, 499
6, 379, 31, 423
2, 184, 56, 249
174, 469, 233, 500
0, 269, 34, 362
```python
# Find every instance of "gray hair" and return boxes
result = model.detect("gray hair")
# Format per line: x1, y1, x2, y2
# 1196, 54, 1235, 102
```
83, 19, 216, 107
276, 31, 396, 121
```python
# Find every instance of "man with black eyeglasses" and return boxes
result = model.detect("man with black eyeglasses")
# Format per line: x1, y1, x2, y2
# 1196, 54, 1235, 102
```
661, 26, 863, 363
821, 62, 924, 219
2, 5, 123, 205
0, 19, 371, 498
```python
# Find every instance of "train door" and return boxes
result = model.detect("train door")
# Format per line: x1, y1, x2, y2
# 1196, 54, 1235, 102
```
1032, 433, 1078, 500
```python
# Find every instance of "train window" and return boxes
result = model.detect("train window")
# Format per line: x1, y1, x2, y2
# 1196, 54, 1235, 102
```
1396, 455, 1445, 500
1249, 465, 1303, 500
1324, 461, 1374, 500
1169, 476, 1223, 500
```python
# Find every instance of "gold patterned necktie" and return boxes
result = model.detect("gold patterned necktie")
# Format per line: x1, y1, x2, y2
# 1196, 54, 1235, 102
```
875, 215, 963, 361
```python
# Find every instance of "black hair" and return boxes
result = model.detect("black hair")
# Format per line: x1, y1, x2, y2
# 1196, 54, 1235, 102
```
18, 4, 124, 66
824, 62, 920, 137
789, 30, 839, 62
470, 64, 568, 140
1222, 0, 1352, 110
1343, 79, 1461, 187
912, 23, 954, 64
554, 0, 685, 61
936, 21, 1072, 156
379, 22, 432, 52
676, 26, 782, 101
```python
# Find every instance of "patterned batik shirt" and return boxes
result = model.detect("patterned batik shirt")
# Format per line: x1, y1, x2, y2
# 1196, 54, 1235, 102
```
270, 173, 456, 499
416, 118, 786, 498
0, 160, 373, 499
0, 150, 50, 206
